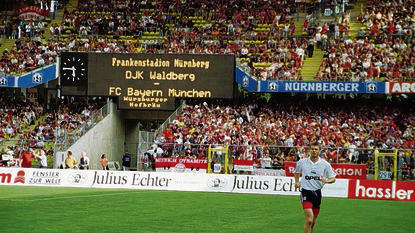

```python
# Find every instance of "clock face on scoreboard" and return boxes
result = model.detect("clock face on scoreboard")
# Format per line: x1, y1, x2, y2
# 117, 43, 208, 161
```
60, 52, 88, 87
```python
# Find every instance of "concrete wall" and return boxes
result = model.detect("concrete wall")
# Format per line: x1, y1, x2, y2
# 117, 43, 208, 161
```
63, 102, 125, 170
124, 119, 140, 169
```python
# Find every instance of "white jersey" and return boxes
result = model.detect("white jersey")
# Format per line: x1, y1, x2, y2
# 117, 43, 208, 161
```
294, 157, 336, 191
39, 154, 48, 168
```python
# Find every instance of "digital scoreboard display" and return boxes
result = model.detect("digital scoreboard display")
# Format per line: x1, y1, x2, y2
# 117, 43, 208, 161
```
86, 53, 235, 110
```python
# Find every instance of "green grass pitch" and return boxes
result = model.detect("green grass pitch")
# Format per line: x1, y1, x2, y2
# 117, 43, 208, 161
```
0, 186, 413, 233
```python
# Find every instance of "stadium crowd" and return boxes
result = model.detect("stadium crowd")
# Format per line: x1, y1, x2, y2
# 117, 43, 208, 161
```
1, 0, 315, 80
148, 99, 414, 174
67, 0, 311, 80
357, 0, 415, 40
0, 99, 42, 141
315, 37, 415, 81
0, 0, 415, 179
0, 95, 106, 167
314, 0, 415, 81
0, 0, 414, 82
0, 38, 59, 74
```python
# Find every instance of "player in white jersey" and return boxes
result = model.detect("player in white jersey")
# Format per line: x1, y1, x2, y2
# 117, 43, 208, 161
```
294, 143, 336, 233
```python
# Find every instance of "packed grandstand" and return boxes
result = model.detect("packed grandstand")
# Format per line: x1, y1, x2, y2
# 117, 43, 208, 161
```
0, 0, 414, 182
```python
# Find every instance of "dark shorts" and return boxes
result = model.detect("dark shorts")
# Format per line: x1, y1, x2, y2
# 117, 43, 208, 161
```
300, 189, 322, 210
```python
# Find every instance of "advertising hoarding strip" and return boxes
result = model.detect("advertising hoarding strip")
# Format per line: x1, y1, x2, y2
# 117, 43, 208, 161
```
388, 82, 415, 94
260, 81, 386, 94
348, 179, 415, 202
0, 168, 348, 198
2, 168, 414, 201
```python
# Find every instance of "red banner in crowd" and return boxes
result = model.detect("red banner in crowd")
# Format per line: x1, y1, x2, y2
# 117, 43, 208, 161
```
15, 6, 49, 20
233, 159, 254, 172
155, 157, 207, 173
283, 162, 297, 176
284, 161, 367, 179
388, 82, 415, 93
348, 179, 415, 202
233, 160, 254, 166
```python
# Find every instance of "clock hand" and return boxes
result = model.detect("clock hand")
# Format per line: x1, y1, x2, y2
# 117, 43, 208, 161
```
62, 66, 77, 77
62, 67, 76, 71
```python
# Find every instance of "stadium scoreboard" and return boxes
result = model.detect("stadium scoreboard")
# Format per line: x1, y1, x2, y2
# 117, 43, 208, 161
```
60, 52, 235, 110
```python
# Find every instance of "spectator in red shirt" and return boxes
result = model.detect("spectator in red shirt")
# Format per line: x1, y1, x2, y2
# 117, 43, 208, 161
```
20, 146, 34, 168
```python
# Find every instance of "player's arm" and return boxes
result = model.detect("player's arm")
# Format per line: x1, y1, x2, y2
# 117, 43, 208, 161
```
294, 172, 301, 189
321, 163, 336, 184
294, 160, 302, 189
321, 177, 336, 184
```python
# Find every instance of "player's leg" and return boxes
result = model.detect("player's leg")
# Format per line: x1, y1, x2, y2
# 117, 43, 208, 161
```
310, 208, 320, 232
300, 189, 315, 233
302, 207, 314, 233
310, 189, 322, 232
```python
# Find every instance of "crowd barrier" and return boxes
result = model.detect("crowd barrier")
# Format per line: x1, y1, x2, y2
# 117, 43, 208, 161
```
1, 168, 413, 202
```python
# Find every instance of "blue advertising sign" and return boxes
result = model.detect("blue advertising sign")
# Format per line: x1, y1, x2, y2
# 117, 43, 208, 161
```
235, 67, 258, 92
0, 75, 15, 87
17, 64, 57, 88
260, 81, 386, 94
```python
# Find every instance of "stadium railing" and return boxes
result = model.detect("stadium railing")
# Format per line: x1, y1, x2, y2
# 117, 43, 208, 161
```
137, 131, 157, 171
136, 101, 186, 169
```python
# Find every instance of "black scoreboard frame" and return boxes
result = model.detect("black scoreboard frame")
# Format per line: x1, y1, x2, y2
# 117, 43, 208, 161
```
60, 52, 235, 110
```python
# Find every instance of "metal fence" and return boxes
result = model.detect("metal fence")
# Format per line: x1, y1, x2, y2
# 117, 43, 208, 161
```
135, 101, 187, 169
137, 131, 156, 171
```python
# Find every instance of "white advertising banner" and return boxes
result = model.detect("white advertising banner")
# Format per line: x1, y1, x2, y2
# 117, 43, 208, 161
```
0, 168, 93, 188
0, 168, 348, 198
253, 168, 286, 176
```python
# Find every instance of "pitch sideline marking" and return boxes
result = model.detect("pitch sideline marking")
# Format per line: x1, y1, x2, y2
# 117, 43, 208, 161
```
4, 190, 164, 202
